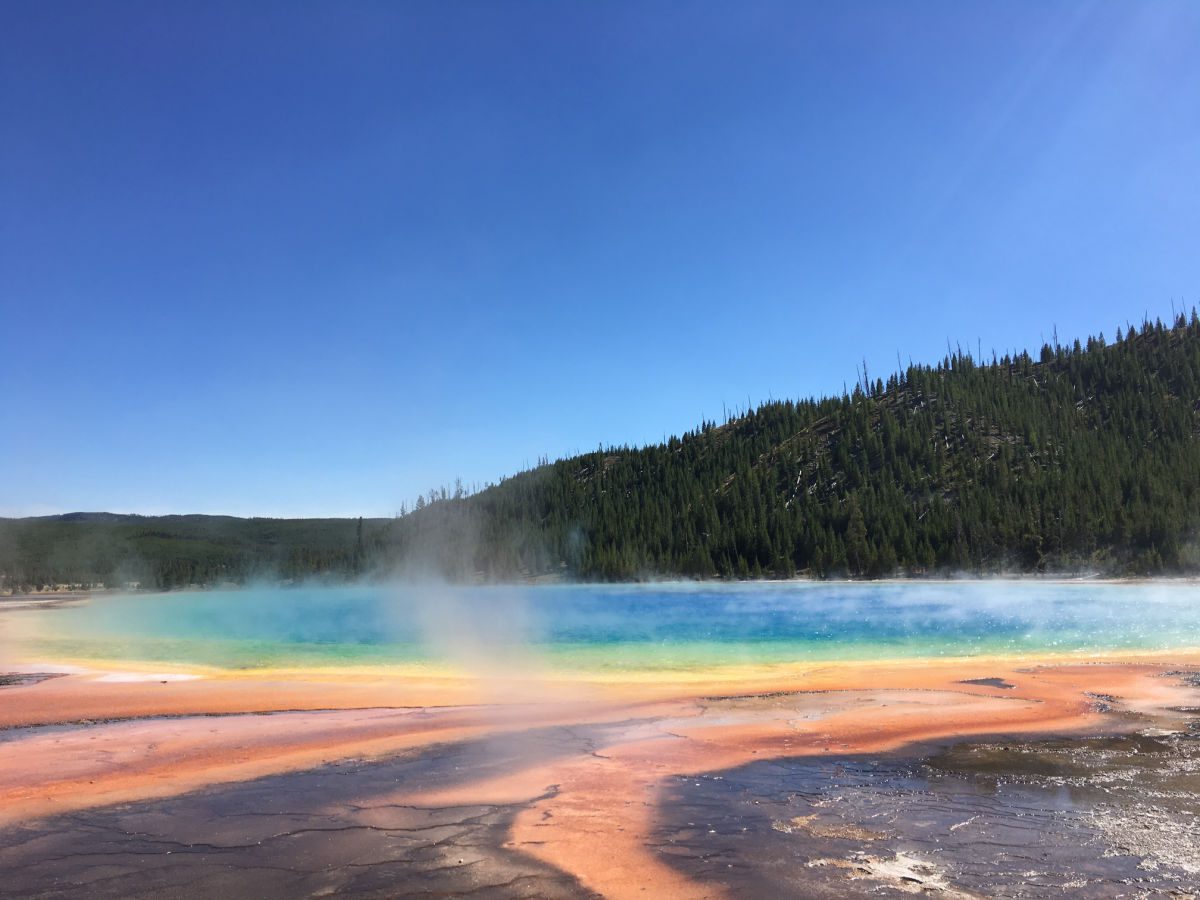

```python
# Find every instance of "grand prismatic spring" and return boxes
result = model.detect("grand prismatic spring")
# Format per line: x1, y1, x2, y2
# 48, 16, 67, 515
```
2, 582, 1200, 897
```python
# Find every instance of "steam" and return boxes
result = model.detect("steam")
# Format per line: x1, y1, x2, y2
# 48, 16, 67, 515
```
398, 580, 557, 705
0, 601, 44, 671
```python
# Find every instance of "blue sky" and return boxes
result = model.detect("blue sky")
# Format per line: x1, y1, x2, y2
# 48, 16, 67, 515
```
2, 1, 1198, 518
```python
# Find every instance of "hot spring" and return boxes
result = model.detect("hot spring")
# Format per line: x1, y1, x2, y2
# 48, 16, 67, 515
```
5, 581, 1200, 674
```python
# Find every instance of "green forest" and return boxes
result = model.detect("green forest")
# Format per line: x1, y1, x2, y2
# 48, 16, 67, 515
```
4, 314, 1199, 590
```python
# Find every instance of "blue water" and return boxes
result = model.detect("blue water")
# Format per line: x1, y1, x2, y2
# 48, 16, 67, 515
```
14, 581, 1200, 671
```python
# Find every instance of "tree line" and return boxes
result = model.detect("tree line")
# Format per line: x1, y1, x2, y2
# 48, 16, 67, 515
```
378, 313, 1200, 580
3, 314, 1198, 590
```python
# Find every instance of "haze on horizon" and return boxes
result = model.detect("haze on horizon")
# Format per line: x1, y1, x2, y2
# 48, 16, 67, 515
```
3, 1, 1198, 519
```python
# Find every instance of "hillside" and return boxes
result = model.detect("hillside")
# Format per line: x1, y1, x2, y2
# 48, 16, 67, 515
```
0, 513, 389, 591
4, 314, 1199, 590
380, 314, 1200, 580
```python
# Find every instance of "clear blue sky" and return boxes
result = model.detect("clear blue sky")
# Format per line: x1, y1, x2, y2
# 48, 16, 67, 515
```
2, 1, 1198, 518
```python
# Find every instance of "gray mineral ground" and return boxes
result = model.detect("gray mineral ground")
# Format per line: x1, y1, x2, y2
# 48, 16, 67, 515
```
654, 728, 1200, 898
2, 706, 1200, 899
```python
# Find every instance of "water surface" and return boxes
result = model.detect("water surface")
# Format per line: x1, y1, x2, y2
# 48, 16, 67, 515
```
7, 581, 1200, 673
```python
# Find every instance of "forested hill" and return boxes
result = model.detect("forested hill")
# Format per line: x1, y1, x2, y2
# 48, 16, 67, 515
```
391, 314, 1200, 580
0, 514, 391, 592
4, 315, 1200, 590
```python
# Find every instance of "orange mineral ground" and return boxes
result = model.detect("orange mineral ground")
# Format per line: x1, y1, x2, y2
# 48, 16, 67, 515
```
2, 652, 1199, 897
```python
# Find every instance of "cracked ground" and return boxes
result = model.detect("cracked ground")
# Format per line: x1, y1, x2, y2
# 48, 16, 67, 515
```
2, 662, 1200, 898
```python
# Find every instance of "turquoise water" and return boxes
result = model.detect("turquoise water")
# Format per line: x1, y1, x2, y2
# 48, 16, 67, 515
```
12, 581, 1200, 672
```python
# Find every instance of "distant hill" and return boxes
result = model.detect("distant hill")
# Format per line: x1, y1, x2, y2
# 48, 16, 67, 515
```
4, 314, 1199, 590
0, 513, 389, 591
